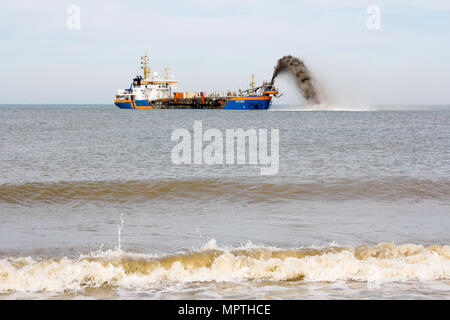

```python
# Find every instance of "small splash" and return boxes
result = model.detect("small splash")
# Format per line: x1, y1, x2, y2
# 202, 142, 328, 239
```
116, 214, 124, 252
200, 239, 218, 251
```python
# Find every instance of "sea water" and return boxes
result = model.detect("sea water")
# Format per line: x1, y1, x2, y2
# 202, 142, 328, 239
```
0, 104, 449, 299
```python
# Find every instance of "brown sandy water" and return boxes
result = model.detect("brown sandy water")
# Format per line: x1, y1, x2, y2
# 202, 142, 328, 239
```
0, 104, 449, 299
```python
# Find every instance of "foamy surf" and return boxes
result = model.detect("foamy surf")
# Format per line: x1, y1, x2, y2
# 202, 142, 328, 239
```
0, 240, 449, 293
270, 104, 450, 111
270, 104, 377, 111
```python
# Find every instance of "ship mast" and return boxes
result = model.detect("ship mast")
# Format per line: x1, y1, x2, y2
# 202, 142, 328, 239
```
251, 74, 255, 95
141, 54, 150, 80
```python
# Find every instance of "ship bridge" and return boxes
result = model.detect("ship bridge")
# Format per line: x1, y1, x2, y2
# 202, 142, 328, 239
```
114, 54, 178, 108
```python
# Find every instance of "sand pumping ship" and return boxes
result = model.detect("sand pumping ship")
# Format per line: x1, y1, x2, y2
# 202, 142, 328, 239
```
114, 55, 281, 110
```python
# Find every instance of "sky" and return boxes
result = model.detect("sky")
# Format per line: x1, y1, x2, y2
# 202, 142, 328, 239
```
1, 0, 450, 105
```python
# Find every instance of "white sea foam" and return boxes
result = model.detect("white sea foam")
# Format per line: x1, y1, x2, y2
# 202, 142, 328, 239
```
270, 104, 450, 112
270, 104, 376, 111
0, 241, 448, 293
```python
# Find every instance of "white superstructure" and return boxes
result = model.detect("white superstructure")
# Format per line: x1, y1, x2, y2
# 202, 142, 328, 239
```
114, 54, 178, 108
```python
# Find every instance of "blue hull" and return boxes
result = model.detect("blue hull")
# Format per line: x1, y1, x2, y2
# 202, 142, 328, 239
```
224, 97, 271, 110
114, 100, 152, 109
114, 97, 272, 110
115, 101, 133, 109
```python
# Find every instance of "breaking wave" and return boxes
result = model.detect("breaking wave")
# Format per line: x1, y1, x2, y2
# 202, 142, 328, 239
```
0, 241, 449, 293
1, 177, 449, 204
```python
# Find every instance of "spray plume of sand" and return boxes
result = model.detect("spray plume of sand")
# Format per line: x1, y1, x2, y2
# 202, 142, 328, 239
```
271, 55, 320, 104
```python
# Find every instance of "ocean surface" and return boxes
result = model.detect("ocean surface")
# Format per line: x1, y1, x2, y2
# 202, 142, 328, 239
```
0, 104, 449, 299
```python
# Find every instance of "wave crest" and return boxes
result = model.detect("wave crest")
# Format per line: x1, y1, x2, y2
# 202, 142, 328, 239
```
1, 177, 449, 204
0, 241, 449, 293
